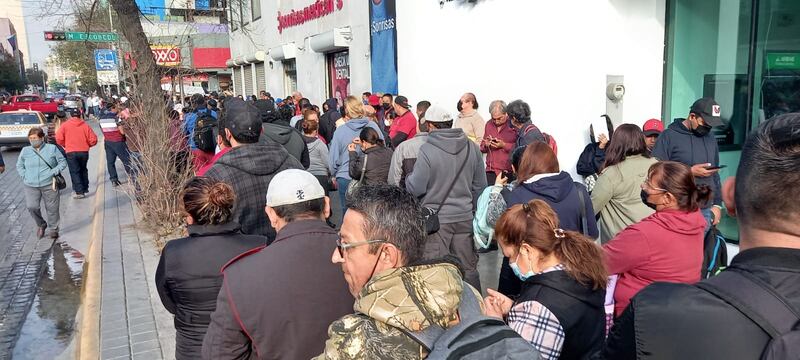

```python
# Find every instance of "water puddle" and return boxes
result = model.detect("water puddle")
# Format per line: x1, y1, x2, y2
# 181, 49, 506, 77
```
12, 242, 84, 360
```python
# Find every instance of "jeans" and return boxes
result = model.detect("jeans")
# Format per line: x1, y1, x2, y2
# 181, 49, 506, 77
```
105, 141, 133, 182
336, 177, 351, 216
66, 151, 90, 194
701, 207, 714, 235
24, 184, 60, 233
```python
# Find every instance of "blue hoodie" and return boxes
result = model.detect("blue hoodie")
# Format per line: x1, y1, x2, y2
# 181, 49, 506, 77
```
328, 118, 384, 179
17, 143, 68, 188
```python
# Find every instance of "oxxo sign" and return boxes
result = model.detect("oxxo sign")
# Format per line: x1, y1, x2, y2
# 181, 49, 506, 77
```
151, 46, 181, 66
277, 0, 344, 33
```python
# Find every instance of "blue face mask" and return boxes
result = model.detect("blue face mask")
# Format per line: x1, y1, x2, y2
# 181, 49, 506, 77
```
509, 251, 535, 281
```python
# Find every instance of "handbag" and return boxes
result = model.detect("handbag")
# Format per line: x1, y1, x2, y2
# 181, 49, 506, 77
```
574, 182, 590, 237
32, 145, 66, 191
346, 154, 368, 198
424, 146, 471, 235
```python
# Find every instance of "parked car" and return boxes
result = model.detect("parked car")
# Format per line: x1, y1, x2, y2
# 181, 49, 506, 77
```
1, 95, 59, 118
0, 110, 48, 147
63, 95, 84, 116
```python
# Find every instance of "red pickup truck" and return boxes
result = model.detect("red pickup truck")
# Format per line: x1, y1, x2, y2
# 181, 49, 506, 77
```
1, 94, 60, 117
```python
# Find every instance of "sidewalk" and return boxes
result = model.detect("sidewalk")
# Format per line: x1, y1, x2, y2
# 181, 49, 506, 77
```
77, 135, 176, 359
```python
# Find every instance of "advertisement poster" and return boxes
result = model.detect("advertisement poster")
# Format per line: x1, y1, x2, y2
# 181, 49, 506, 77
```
329, 51, 351, 107
369, 0, 398, 94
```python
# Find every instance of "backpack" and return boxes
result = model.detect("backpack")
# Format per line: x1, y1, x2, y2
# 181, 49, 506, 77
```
523, 124, 558, 156
701, 225, 728, 278
406, 282, 542, 360
193, 110, 217, 153
697, 269, 800, 360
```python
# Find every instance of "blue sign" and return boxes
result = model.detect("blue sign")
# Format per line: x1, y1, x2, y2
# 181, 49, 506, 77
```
369, 0, 398, 94
94, 49, 118, 71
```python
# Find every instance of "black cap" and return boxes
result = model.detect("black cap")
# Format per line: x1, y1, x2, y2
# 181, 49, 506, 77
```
690, 97, 723, 127
395, 95, 410, 109
56, 110, 67, 119
224, 99, 262, 138
68, 108, 81, 118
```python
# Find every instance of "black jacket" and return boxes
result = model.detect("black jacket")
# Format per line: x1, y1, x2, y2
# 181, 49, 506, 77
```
319, 98, 341, 144
349, 145, 393, 185
576, 142, 606, 176
599, 247, 800, 360
202, 220, 353, 360
204, 143, 303, 240
651, 119, 722, 206
519, 271, 605, 360
155, 222, 267, 360
260, 122, 310, 168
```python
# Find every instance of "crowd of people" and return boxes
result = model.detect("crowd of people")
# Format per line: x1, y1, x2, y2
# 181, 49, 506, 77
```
13, 85, 799, 359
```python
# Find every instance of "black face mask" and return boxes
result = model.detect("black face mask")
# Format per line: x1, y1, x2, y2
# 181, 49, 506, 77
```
456, 100, 463, 112
692, 123, 712, 137
641, 190, 658, 210
382, 103, 392, 110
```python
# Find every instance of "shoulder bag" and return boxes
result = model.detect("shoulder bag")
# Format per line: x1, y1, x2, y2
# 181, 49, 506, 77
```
346, 154, 368, 198
423, 146, 471, 235
32, 146, 66, 191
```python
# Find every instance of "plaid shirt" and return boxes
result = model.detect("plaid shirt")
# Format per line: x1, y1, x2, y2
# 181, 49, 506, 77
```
507, 264, 567, 360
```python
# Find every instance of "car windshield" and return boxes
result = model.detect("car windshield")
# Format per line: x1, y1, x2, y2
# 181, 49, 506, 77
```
0, 113, 41, 125
65, 96, 79, 101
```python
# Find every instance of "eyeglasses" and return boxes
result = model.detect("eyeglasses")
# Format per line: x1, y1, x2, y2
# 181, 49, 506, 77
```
335, 238, 387, 258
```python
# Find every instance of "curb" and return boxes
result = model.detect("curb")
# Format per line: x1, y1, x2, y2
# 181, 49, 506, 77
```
75, 144, 106, 360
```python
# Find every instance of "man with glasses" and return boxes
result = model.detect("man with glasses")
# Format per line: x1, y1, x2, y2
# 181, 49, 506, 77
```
203, 169, 352, 360
316, 184, 482, 360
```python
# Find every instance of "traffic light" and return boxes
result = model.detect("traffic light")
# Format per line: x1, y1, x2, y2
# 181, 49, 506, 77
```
44, 31, 66, 41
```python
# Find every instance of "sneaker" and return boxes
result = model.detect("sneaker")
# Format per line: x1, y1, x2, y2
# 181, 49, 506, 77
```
477, 242, 499, 254
37, 225, 46, 238
112, 180, 121, 187
73, 193, 85, 199
49, 231, 59, 239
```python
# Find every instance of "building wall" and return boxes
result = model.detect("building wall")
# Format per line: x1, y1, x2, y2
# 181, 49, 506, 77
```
396, 0, 667, 176
0, 1, 30, 67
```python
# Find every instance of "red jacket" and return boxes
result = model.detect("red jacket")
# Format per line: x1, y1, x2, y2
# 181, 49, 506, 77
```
56, 118, 98, 153
603, 209, 706, 316
480, 121, 517, 173
196, 147, 232, 176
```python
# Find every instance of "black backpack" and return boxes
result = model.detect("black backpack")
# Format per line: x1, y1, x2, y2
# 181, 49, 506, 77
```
697, 269, 800, 360
193, 110, 217, 153
701, 225, 728, 278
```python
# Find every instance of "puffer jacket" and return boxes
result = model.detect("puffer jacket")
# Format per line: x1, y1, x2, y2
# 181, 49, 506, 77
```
349, 145, 393, 185
155, 222, 266, 360
16, 143, 68, 188
314, 261, 483, 360
204, 143, 303, 240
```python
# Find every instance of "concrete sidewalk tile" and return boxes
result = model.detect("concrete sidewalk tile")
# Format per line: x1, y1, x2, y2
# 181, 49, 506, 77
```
100, 335, 129, 350
131, 338, 160, 353
130, 330, 158, 343
100, 327, 129, 341
100, 344, 130, 359
129, 321, 157, 335
132, 348, 163, 360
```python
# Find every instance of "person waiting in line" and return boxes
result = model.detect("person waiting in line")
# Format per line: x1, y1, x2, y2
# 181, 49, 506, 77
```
642, 118, 664, 153
497, 142, 598, 298
603, 161, 709, 317
388, 95, 417, 148
590, 124, 657, 243
318, 98, 341, 144
290, 98, 312, 128
315, 184, 483, 360
301, 110, 331, 192
485, 199, 607, 360
156, 177, 267, 360
261, 105, 310, 168
455, 92, 486, 145
415, 100, 431, 132
480, 100, 518, 185
196, 115, 232, 176
56, 108, 98, 199
507, 99, 546, 149
203, 169, 352, 359
576, 115, 613, 192
17, 128, 67, 239
349, 127, 393, 186
98, 102, 133, 187
182, 94, 218, 172
388, 109, 431, 189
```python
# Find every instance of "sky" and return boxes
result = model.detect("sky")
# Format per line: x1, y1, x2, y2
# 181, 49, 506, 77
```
21, 0, 75, 66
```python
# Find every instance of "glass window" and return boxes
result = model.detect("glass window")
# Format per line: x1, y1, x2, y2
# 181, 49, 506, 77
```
251, 0, 261, 21
0, 114, 41, 125
283, 59, 297, 95
229, 6, 238, 31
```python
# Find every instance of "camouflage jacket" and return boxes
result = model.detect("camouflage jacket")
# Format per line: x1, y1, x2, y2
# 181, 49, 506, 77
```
314, 262, 482, 360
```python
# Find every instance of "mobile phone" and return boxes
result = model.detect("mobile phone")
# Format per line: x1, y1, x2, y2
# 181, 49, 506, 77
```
501, 170, 511, 178
705, 165, 727, 170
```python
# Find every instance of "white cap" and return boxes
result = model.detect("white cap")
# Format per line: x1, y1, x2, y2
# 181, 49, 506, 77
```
120, 96, 128, 103
266, 169, 325, 207
422, 105, 453, 123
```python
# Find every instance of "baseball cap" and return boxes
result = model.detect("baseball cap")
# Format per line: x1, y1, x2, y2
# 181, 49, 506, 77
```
266, 169, 326, 207
422, 105, 453, 123
224, 99, 262, 138
395, 95, 410, 109
642, 119, 664, 136
690, 97, 723, 127
368, 95, 380, 106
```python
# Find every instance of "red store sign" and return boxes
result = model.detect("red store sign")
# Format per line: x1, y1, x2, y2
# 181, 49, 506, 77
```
277, 0, 344, 33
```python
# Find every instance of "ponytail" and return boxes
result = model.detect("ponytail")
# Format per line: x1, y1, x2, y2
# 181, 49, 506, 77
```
694, 184, 713, 209
556, 230, 608, 290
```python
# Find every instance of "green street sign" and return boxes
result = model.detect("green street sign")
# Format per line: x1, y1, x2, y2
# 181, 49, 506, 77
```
65, 32, 118, 42
766, 52, 800, 70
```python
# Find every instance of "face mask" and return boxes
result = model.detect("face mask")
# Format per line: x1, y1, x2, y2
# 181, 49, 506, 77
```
30, 139, 43, 148
509, 251, 535, 281
692, 123, 712, 137
456, 100, 463, 112
641, 189, 658, 210
382, 103, 391, 110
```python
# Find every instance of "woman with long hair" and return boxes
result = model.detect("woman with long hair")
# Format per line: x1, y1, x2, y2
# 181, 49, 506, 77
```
155, 177, 267, 359
604, 161, 710, 316
348, 127, 393, 185
485, 199, 607, 360
590, 124, 658, 243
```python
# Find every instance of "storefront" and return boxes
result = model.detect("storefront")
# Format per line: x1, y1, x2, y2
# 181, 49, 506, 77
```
226, 0, 370, 105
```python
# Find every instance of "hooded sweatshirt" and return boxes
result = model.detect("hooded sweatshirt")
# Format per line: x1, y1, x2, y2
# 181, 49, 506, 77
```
603, 208, 706, 316
319, 98, 341, 144
260, 123, 310, 168
651, 119, 722, 206
405, 128, 487, 224
388, 132, 429, 187
204, 142, 303, 240
328, 118, 384, 179
304, 136, 330, 176
56, 118, 98, 153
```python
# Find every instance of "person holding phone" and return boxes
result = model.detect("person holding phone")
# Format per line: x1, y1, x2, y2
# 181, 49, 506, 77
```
480, 100, 518, 185
652, 98, 725, 233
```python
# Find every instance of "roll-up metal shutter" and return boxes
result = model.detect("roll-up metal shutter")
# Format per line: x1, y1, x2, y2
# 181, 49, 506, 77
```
232, 66, 241, 96
243, 65, 254, 97
255, 62, 266, 94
